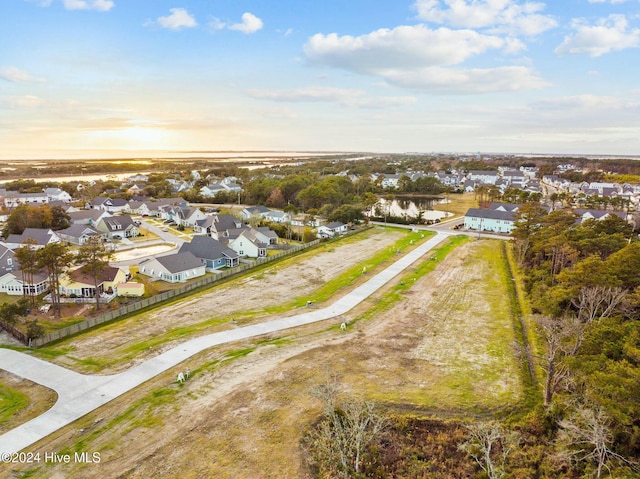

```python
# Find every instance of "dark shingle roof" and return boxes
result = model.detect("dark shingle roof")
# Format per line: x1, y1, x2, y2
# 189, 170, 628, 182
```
153, 252, 203, 273
178, 236, 238, 261
465, 208, 516, 221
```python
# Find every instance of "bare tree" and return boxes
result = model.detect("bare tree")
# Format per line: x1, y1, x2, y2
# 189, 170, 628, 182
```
572, 285, 627, 323
535, 315, 589, 406
458, 421, 520, 479
557, 405, 638, 478
308, 379, 386, 478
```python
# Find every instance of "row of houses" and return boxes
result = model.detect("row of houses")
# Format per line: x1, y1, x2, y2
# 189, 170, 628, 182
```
463, 202, 628, 234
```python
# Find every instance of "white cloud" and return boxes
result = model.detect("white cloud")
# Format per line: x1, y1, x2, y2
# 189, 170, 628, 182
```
532, 94, 639, 112
555, 14, 640, 57
0, 66, 46, 83
303, 24, 543, 93
413, 0, 557, 36
154, 8, 197, 31
63, 0, 114, 11
1, 95, 46, 109
229, 12, 263, 34
249, 86, 363, 103
247, 86, 416, 108
208, 18, 226, 31
304, 24, 513, 73
382, 65, 547, 93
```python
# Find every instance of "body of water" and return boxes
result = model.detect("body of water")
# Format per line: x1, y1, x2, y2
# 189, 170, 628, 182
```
368, 196, 451, 221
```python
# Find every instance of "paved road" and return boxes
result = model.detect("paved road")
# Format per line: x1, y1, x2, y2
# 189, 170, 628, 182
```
0, 231, 449, 455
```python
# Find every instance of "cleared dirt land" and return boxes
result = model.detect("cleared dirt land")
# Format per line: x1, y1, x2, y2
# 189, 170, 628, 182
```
40, 227, 405, 373
2, 238, 524, 479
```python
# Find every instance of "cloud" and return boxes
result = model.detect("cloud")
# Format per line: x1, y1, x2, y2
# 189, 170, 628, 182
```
153, 8, 197, 31
1, 95, 47, 109
413, 0, 557, 36
304, 24, 515, 73
0, 66, 46, 83
303, 24, 544, 93
532, 94, 639, 112
62, 0, 114, 11
229, 12, 263, 34
247, 86, 416, 108
555, 14, 640, 57
381, 65, 548, 93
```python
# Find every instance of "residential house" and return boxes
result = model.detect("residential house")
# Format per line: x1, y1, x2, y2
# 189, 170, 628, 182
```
467, 170, 500, 185
88, 196, 129, 214
58, 265, 127, 300
210, 214, 244, 240
68, 209, 111, 226
2, 191, 49, 208
4, 228, 61, 249
574, 209, 627, 224
44, 188, 72, 203
263, 210, 291, 224
56, 225, 102, 245
0, 244, 49, 296
178, 236, 239, 270
96, 215, 139, 239
48, 200, 78, 213
463, 203, 523, 234
255, 226, 279, 245
138, 251, 206, 283
241, 205, 271, 221
193, 216, 216, 235
317, 221, 348, 238
226, 229, 268, 258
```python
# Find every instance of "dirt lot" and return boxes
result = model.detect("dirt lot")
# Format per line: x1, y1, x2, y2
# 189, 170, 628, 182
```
4, 239, 524, 479
44, 228, 405, 373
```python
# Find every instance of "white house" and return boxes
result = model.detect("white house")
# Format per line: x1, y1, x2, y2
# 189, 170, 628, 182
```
44, 188, 73, 203
138, 252, 206, 283
317, 222, 348, 238
227, 229, 268, 258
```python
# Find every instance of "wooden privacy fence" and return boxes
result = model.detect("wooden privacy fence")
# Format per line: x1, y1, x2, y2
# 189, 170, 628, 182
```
28, 239, 321, 348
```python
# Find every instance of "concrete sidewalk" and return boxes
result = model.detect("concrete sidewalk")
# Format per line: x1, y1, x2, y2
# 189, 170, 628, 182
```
0, 232, 448, 455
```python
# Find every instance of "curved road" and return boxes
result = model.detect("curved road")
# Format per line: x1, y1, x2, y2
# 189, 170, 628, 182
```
0, 231, 449, 455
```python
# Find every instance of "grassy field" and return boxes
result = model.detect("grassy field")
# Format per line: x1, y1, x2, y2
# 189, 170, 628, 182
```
30, 228, 430, 372
438, 191, 478, 218
2, 237, 532, 479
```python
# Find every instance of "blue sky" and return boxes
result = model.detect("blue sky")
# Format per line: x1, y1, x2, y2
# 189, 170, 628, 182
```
1, 0, 639, 158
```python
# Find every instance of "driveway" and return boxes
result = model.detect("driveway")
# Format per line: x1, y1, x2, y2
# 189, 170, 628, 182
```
0, 232, 448, 455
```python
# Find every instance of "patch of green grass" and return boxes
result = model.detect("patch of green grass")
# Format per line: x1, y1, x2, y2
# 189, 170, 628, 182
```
0, 383, 30, 425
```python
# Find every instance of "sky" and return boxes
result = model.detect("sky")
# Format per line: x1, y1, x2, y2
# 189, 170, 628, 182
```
1, 0, 640, 158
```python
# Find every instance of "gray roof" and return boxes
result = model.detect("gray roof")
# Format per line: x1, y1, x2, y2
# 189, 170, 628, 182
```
6, 228, 55, 245
100, 215, 135, 231
326, 221, 346, 229
256, 226, 278, 239
69, 210, 107, 222
244, 205, 271, 215
179, 236, 238, 261
574, 209, 626, 220
57, 224, 101, 238
488, 202, 520, 212
465, 208, 516, 222
146, 251, 204, 274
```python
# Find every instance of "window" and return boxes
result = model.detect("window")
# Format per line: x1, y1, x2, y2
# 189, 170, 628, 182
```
7, 258, 12, 266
